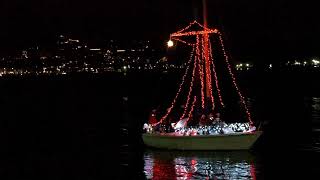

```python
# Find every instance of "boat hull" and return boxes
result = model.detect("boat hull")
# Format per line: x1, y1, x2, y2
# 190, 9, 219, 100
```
142, 131, 262, 150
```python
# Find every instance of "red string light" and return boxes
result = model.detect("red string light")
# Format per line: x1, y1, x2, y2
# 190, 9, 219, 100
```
196, 35, 205, 109
208, 40, 224, 107
175, 20, 198, 34
218, 33, 253, 125
150, 21, 254, 127
171, 20, 219, 38
152, 46, 196, 126
171, 37, 195, 46
171, 29, 218, 37
180, 53, 197, 120
174, 20, 218, 34
184, 96, 197, 127
201, 34, 215, 111
194, 21, 217, 32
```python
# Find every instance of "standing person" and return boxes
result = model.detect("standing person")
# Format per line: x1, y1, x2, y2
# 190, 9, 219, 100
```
208, 112, 214, 123
148, 109, 158, 125
213, 113, 227, 134
148, 109, 160, 132
212, 113, 221, 125
215, 113, 221, 121
199, 114, 207, 126
166, 116, 174, 133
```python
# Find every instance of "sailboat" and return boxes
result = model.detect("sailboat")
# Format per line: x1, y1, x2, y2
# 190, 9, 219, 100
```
142, 21, 262, 150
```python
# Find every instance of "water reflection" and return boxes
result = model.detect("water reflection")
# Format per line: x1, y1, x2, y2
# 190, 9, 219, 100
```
144, 150, 258, 180
310, 97, 320, 150
311, 97, 320, 124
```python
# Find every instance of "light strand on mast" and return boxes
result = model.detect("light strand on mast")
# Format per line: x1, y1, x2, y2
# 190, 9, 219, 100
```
180, 54, 197, 120
208, 40, 224, 107
153, 46, 196, 126
171, 37, 195, 46
196, 35, 205, 109
201, 34, 215, 111
170, 21, 219, 38
184, 96, 197, 126
194, 20, 215, 32
218, 33, 253, 125
174, 20, 218, 35
176, 20, 198, 34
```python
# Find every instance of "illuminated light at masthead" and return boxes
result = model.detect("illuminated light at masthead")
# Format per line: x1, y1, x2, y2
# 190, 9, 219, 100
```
167, 40, 174, 47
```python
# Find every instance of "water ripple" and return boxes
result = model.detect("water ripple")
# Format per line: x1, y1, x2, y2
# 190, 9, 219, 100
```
144, 150, 257, 180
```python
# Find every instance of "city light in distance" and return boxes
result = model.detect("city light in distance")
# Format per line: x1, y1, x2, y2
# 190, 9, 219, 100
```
312, 59, 319, 65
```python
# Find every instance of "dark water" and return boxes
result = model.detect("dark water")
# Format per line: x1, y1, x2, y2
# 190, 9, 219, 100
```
0, 72, 319, 179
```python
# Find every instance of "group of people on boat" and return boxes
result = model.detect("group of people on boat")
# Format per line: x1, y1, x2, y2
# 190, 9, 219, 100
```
199, 112, 225, 126
144, 107, 228, 134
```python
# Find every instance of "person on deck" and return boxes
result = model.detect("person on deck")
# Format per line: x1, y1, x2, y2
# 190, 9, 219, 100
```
148, 109, 158, 125
148, 109, 160, 132
212, 113, 227, 134
212, 113, 221, 124
165, 116, 174, 133
208, 113, 214, 123
199, 114, 207, 126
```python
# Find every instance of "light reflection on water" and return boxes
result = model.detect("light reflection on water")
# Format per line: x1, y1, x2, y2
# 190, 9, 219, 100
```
311, 97, 320, 124
144, 150, 258, 180
310, 97, 320, 151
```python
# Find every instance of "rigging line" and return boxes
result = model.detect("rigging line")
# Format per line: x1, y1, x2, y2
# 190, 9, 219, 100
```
154, 46, 196, 126
180, 52, 197, 120
197, 35, 205, 109
208, 38, 224, 107
184, 96, 197, 127
218, 33, 253, 124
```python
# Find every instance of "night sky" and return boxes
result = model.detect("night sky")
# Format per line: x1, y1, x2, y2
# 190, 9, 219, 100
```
1, 0, 319, 61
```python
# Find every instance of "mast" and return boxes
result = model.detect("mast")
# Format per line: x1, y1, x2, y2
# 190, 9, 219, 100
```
202, 0, 213, 108
157, 19, 254, 126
